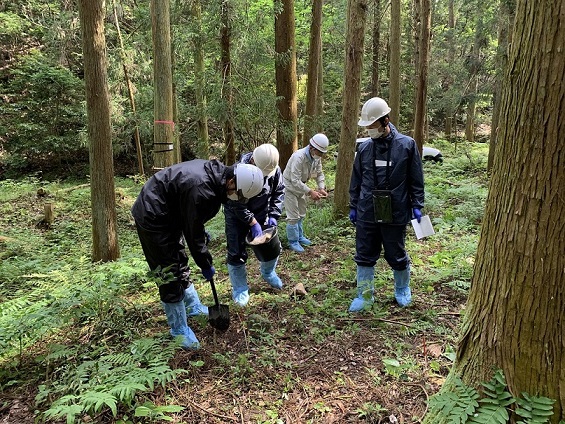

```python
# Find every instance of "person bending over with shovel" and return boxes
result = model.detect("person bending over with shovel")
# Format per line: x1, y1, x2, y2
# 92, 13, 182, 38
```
132, 160, 264, 350
224, 143, 285, 307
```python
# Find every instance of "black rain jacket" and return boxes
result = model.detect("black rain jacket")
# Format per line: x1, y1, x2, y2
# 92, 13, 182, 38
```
131, 159, 228, 270
349, 123, 425, 225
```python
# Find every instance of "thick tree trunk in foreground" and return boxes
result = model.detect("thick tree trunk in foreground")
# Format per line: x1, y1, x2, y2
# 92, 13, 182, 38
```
333, 0, 367, 217
427, 2, 564, 422
78, 0, 120, 262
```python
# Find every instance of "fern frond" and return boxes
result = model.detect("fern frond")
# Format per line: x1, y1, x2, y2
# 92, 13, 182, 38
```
515, 392, 555, 424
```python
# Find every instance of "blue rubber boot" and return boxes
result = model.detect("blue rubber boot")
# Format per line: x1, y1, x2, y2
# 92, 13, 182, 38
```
260, 258, 283, 289
162, 301, 200, 350
184, 283, 208, 317
228, 263, 250, 307
298, 219, 312, 246
286, 223, 304, 252
348, 265, 375, 312
393, 266, 412, 307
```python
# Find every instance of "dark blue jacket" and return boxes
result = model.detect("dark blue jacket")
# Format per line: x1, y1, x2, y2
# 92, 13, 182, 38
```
131, 159, 228, 270
224, 152, 285, 226
349, 123, 424, 224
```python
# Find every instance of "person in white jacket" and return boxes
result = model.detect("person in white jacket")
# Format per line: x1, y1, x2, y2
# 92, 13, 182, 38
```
282, 134, 329, 252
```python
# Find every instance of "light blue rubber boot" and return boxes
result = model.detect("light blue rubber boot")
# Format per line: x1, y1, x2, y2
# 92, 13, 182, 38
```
348, 265, 375, 312
184, 283, 208, 317
286, 223, 304, 252
228, 263, 250, 306
298, 219, 312, 246
162, 301, 200, 350
393, 266, 412, 307
260, 258, 283, 289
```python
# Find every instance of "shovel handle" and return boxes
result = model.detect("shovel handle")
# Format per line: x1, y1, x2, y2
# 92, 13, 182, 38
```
208, 278, 220, 307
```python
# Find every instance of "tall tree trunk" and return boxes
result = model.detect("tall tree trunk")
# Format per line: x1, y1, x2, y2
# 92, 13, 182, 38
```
333, 0, 367, 217
464, 16, 482, 143
315, 49, 324, 132
389, 0, 401, 125
444, 0, 455, 141
488, 0, 514, 172
112, 0, 144, 176
220, 0, 236, 164
275, 0, 298, 169
77, 0, 120, 262
192, 0, 210, 160
413, 0, 430, 153
370, 0, 381, 97
302, 0, 323, 148
151, 0, 176, 169
425, 1, 565, 422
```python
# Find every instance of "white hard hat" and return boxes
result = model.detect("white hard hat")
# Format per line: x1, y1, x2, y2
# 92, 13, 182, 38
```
358, 97, 391, 127
309, 133, 329, 153
253, 144, 279, 177
235, 163, 264, 199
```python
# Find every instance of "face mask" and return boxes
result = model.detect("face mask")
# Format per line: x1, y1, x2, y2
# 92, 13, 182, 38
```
367, 128, 384, 139
227, 192, 239, 201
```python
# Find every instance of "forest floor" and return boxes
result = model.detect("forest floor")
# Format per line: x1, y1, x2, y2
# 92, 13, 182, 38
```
1, 143, 482, 423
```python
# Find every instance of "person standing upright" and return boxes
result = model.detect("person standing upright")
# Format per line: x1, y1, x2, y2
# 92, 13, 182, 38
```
348, 97, 424, 311
224, 143, 285, 306
282, 134, 329, 253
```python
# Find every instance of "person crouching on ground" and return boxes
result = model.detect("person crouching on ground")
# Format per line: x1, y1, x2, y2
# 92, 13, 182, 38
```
131, 160, 264, 349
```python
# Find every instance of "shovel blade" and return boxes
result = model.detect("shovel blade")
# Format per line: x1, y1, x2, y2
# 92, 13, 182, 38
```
209, 304, 230, 331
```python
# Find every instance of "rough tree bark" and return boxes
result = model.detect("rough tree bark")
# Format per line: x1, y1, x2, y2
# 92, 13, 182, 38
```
333, 0, 367, 217
151, 0, 176, 169
77, 0, 120, 262
425, 1, 564, 422
274, 0, 298, 169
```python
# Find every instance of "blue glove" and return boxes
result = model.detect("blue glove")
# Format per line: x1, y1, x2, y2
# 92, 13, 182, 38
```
202, 266, 215, 281
349, 208, 357, 224
267, 217, 277, 227
413, 208, 422, 223
250, 222, 262, 239
204, 230, 211, 245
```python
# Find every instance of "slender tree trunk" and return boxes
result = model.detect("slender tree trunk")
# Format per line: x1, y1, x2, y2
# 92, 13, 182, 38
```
77, 0, 120, 262
488, 0, 514, 172
425, 2, 565, 422
370, 0, 381, 97
112, 0, 144, 176
389, 0, 401, 124
275, 0, 298, 169
302, 0, 323, 148
465, 17, 482, 143
192, 0, 210, 159
413, 0, 430, 153
315, 49, 324, 132
151, 0, 175, 169
220, 0, 235, 164
333, 0, 367, 217
444, 0, 455, 141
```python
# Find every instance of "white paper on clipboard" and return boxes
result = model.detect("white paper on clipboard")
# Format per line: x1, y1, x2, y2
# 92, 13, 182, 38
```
411, 215, 435, 239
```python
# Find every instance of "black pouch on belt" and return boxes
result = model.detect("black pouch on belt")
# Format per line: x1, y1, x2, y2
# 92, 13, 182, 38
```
372, 189, 393, 223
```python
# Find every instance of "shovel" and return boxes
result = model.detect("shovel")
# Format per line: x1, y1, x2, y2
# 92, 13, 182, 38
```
208, 278, 230, 331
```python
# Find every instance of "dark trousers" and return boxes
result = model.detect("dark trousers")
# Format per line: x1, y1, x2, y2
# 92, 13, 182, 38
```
135, 222, 190, 303
354, 221, 409, 271
224, 209, 251, 266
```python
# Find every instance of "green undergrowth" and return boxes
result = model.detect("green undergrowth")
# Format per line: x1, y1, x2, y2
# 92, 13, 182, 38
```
0, 141, 490, 423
